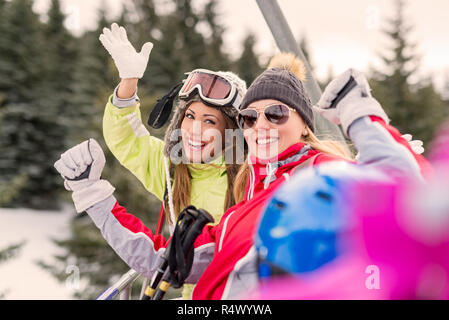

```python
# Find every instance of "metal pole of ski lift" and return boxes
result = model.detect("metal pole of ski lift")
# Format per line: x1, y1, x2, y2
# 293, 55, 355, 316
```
96, 269, 140, 300
255, 0, 347, 144
119, 285, 132, 300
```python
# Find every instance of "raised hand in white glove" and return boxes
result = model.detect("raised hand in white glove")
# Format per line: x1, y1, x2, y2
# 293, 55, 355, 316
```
314, 68, 390, 137
54, 139, 115, 213
99, 23, 153, 79
402, 134, 425, 155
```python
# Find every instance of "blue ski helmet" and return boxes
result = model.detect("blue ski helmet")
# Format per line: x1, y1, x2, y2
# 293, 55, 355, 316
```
255, 161, 388, 278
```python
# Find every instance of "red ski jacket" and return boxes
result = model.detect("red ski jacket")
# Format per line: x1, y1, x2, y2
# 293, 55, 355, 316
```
86, 116, 429, 299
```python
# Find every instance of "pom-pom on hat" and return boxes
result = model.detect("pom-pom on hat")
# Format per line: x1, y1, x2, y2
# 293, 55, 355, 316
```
240, 52, 314, 132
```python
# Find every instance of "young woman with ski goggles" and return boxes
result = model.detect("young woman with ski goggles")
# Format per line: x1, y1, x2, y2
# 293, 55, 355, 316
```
99, 23, 247, 300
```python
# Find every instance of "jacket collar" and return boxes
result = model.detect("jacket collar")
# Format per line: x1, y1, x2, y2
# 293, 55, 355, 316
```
246, 142, 316, 199
187, 154, 227, 179
249, 142, 308, 166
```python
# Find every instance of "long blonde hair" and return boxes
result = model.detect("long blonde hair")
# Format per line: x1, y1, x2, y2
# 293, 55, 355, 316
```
232, 127, 353, 203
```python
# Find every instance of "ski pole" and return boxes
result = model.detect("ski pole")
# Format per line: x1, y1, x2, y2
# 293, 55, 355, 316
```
152, 207, 214, 300
154, 204, 166, 237
148, 207, 200, 300
142, 207, 198, 300
142, 259, 169, 300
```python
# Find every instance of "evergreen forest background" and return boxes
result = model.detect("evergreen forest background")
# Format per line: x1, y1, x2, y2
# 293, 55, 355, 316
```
0, 0, 448, 299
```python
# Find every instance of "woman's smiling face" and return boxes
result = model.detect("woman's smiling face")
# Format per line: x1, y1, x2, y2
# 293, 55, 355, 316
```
243, 99, 306, 160
180, 101, 227, 163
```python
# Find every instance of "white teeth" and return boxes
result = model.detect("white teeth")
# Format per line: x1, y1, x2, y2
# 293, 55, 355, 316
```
188, 139, 206, 149
257, 137, 278, 145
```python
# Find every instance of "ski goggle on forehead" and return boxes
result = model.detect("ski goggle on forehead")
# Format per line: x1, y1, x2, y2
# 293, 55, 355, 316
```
178, 69, 242, 109
238, 104, 296, 130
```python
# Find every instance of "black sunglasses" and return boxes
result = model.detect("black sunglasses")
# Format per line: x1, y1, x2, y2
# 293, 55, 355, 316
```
238, 104, 295, 129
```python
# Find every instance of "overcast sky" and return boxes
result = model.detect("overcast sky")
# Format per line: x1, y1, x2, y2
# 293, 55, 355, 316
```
33, 0, 449, 89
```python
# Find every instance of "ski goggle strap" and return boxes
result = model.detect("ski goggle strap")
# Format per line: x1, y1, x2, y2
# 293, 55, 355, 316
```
148, 83, 183, 129
179, 69, 240, 108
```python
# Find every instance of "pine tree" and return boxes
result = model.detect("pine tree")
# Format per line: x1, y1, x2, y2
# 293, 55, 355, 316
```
70, 8, 113, 142
234, 33, 262, 86
173, 0, 207, 70
408, 80, 449, 144
144, 14, 185, 94
40, 0, 79, 185
0, 0, 6, 26
0, 241, 25, 298
370, 0, 448, 146
131, 0, 216, 94
131, 0, 160, 33
0, 0, 44, 106
371, 0, 416, 126
0, 0, 5, 18
443, 74, 449, 102
0, 0, 64, 209
128, 0, 233, 93
0, 242, 24, 264
43, 0, 78, 116
127, 0, 158, 89
201, 0, 231, 70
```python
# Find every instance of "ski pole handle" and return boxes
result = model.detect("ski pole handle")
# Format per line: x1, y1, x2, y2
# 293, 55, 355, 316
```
181, 209, 214, 252
142, 207, 198, 300
152, 208, 214, 300
329, 76, 357, 109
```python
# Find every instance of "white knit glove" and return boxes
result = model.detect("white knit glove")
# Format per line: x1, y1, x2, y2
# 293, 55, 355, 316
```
54, 139, 115, 213
99, 23, 153, 79
314, 69, 390, 137
402, 134, 424, 155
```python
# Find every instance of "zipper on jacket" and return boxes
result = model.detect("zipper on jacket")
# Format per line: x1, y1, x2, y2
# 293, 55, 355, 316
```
264, 162, 277, 190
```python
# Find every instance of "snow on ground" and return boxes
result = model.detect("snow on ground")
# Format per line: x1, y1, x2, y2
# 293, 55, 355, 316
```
0, 205, 76, 299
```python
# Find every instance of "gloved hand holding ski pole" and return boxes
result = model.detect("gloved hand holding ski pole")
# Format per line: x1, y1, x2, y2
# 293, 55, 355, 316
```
313, 68, 390, 137
99, 23, 153, 98
142, 207, 198, 300
54, 139, 115, 213
145, 206, 213, 300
